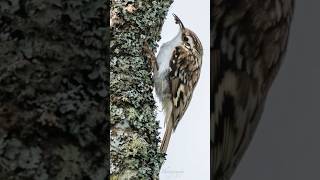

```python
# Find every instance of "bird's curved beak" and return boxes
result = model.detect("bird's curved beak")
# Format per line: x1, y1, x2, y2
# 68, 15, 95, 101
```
173, 14, 185, 30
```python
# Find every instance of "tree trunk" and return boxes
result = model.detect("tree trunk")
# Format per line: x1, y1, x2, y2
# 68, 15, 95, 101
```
110, 0, 172, 179
0, 0, 107, 179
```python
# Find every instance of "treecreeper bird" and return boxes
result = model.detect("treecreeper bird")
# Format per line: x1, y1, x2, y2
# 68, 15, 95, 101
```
212, 1, 294, 179
144, 14, 203, 153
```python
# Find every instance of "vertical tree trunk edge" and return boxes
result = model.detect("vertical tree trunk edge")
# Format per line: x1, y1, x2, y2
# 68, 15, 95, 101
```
110, 0, 173, 179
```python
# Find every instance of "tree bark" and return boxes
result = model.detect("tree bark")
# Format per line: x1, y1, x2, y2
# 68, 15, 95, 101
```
110, 0, 172, 179
0, 0, 107, 179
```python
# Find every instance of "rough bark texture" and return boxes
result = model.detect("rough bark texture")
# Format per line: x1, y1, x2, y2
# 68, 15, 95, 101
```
110, 0, 172, 179
0, 0, 107, 179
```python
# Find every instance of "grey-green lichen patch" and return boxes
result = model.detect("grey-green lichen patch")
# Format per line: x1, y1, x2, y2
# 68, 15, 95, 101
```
111, 126, 165, 179
111, 0, 172, 179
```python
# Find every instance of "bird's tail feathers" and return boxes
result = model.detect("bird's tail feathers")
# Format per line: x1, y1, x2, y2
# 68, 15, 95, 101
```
160, 118, 173, 153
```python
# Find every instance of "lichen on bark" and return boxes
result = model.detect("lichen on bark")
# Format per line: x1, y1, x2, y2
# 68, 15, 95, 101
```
110, 0, 173, 179
0, 0, 107, 179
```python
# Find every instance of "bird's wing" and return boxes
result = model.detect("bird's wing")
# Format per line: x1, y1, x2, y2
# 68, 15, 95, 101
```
212, 0, 294, 179
169, 46, 202, 130
160, 46, 202, 153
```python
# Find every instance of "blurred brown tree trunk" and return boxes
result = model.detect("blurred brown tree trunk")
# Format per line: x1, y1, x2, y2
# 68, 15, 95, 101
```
0, 0, 107, 179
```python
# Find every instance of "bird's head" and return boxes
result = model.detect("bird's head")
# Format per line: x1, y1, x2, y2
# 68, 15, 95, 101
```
173, 14, 203, 56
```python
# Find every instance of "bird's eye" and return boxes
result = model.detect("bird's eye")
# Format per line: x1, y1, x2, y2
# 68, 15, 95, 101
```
184, 36, 188, 42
